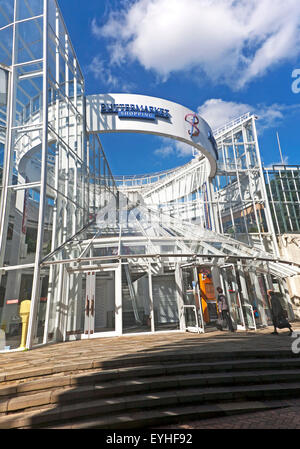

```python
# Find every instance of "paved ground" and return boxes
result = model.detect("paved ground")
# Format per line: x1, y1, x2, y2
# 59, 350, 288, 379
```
1, 325, 300, 429
160, 398, 300, 429
1, 326, 299, 373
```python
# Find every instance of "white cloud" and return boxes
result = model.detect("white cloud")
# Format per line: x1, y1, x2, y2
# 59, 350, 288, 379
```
154, 138, 193, 159
174, 141, 194, 158
86, 55, 136, 91
154, 145, 174, 158
153, 98, 299, 161
92, 0, 300, 89
198, 99, 252, 130
198, 98, 300, 133
86, 55, 119, 87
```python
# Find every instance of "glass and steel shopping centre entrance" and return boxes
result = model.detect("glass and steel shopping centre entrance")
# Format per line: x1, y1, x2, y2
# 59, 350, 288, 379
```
0, 0, 300, 351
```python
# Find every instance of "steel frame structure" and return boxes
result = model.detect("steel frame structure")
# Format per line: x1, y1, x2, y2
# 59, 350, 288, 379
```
0, 0, 299, 352
0, 0, 116, 350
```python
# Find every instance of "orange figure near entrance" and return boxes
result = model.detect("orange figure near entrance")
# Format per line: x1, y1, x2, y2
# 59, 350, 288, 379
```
198, 269, 217, 324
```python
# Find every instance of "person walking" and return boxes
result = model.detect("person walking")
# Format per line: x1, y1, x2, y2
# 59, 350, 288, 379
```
267, 289, 293, 336
216, 287, 235, 332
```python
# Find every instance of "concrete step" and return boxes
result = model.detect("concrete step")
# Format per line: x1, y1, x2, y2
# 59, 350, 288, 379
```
1, 382, 299, 429
1, 349, 299, 383
3, 368, 300, 415
1, 348, 300, 429
1, 357, 300, 401
2, 355, 300, 391
44, 400, 289, 429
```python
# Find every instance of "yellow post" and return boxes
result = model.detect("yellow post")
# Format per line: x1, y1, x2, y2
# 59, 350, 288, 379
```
19, 300, 31, 350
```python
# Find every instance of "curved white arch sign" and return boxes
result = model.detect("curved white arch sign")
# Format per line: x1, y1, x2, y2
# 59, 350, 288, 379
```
86, 93, 218, 177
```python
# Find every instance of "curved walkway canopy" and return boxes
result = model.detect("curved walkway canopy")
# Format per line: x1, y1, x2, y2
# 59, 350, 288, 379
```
86, 93, 218, 178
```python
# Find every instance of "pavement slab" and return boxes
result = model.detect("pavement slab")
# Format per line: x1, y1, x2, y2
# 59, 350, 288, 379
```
1, 326, 300, 375
160, 398, 300, 429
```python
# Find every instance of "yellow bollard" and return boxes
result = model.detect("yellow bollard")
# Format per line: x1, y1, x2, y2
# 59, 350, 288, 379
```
18, 300, 31, 350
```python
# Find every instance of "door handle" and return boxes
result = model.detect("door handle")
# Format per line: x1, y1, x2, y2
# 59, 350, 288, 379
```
85, 297, 90, 316
91, 297, 95, 317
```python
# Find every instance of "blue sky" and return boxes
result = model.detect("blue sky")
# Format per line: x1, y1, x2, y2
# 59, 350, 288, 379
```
59, 0, 300, 175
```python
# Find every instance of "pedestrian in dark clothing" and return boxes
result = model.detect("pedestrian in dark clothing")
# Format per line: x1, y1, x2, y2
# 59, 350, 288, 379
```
267, 290, 293, 336
216, 287, 235, 332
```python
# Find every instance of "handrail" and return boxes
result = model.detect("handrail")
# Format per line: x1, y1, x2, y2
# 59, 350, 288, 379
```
114, 158, 201, 187
213, 112, 251, 137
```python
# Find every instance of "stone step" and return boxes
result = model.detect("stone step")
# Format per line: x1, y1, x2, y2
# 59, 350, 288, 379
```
44, 400, 289, 429
1, 349, 299, 383
1, 357, 300, 398
3, 368, 300, 414
1, 382, 299, 429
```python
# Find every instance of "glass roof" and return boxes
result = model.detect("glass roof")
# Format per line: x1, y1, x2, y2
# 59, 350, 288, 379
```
41, 196, 300, 278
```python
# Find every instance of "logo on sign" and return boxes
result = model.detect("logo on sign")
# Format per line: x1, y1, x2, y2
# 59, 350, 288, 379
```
185, 113, 219, 160
100, 103, 170, 121
185, 113, 200, 137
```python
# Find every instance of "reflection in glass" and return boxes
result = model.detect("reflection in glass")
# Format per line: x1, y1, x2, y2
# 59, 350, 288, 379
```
122, 266, 151, 334
153, 274, 179, 331
0, 269, 34, 350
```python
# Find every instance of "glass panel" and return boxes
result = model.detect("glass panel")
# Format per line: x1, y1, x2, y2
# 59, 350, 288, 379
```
0, 25, 13, 66
0, 67, 8, 200
228, 290, 244, 327
244, 271, 264, 327
122, 267, 151, 334
13, 146, 43, 186
0, 267, 34, 351
182, 268, 196, 306
35, 269, 49, 344
48, 0, 56, 32
15, 68, 43, 126
4, 186, 40, 266
42, 193, 54, 257
16, 0, 43, 21
58, 144, 68, 195
92, 246, 118, 258
16, 17, 44, 64
94, 271, 115, 333
153, 274, 180, 331
242, 304, 256, 329
258, 275, 273, 325
0, 0, 14, 29
0, 141, 4, 187
184, 307, 197, 328
66, 271, 85, 338
121, 244, 146, 255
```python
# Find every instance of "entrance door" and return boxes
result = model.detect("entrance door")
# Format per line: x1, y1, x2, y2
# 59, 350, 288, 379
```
181, 266, 204, 333
65, 266, 120, 340
221, 265, 246, 331
83, 270, 116, 337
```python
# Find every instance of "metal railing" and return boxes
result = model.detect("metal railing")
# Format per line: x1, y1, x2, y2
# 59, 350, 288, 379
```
213, 112, 251, 137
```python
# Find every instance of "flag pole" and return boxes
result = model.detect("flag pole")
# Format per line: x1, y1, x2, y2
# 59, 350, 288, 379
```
276, 131, 284, 165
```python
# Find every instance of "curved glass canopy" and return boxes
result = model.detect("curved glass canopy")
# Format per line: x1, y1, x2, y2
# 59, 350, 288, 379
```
41, 193, 300, 280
